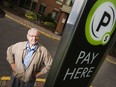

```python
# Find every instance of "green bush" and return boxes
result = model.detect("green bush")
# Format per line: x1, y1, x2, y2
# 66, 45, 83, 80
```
25, 11, 37, 20
36, 13, 42, 20
43, 22, 56, 28
25, 11, 57, 30
40, 13, 55, 23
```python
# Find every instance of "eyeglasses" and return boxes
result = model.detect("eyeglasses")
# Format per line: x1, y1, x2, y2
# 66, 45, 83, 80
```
28, 34, 39, 38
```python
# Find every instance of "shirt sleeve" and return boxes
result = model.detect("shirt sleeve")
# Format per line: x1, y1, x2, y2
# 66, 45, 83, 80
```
6, 45, 15, 64
39, 47, 53, 75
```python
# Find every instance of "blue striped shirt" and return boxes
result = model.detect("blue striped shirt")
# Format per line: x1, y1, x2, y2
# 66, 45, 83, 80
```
24, 42, 38, 69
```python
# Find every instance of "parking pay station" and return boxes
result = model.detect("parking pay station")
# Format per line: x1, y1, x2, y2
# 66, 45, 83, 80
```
44, 0, 116, 87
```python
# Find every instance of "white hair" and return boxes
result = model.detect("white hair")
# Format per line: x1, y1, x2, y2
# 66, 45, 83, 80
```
27, 28, 40, 35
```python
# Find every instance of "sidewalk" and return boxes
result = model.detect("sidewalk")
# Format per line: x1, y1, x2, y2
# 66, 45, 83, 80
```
3, 9, 61, 41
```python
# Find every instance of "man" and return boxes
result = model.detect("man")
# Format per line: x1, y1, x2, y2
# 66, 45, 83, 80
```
6, 28, 53, 87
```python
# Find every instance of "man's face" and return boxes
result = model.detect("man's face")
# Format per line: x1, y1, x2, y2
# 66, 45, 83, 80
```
27, 30, 39, 46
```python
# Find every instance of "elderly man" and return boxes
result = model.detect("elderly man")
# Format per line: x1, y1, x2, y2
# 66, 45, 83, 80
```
6, 28, 53, 87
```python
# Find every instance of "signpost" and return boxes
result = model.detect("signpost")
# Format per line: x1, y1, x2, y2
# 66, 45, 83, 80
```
44, 0, 116, 87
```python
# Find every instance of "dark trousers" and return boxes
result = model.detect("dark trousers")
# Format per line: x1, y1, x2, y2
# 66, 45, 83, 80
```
10, 74, 36, 87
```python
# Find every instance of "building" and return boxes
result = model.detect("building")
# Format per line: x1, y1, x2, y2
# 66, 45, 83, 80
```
32, 0, 75, 35
14, 0, 75, 35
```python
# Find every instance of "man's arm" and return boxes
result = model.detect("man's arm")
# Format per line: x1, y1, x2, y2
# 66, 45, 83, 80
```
6, 45, 16, 71
10, 63, 16, 72
36, 48, 53, 77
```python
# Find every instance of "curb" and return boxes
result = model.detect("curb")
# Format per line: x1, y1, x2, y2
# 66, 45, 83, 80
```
106, 55, 116, 64
0, 76, 45, 87
0, 76, 93, 87
0, 76, 45, 82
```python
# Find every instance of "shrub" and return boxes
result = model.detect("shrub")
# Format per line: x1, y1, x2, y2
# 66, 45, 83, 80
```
36, 13, 42, 20
25, 11, 37, 20
43, 22, 56, 29
40, 13, 55, 23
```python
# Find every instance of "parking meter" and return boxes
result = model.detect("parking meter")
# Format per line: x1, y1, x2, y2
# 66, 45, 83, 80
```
45, 0, 116, 87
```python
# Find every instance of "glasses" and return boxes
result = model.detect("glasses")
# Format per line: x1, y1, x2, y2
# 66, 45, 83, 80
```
28, 34, 39, 38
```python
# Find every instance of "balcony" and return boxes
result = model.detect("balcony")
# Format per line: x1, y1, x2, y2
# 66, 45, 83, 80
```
61, 5, 72, 13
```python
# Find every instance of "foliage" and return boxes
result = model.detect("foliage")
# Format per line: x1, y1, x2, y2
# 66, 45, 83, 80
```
36, 13, 42, 20
40, 13, 55, 23
43, 22, 56, 29
25, 11, 38, 20
25, 11, 57, 30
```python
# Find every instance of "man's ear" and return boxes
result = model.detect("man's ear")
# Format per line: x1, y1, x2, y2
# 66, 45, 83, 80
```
27, 34, 29, 39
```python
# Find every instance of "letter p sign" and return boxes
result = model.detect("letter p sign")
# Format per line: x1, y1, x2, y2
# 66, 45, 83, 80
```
85, 0, 116, 45
97, 11, 111, 32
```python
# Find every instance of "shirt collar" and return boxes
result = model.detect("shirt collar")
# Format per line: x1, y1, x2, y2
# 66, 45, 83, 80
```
26, 42, 39, 51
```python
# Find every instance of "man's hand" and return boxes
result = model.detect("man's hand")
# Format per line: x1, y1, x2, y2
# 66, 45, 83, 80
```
10, 63, 16, 72
36, 72, 42, 78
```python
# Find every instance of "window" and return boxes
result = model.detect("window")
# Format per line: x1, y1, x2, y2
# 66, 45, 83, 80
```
30, 1, 37, 11
52, 10, 59, 21
19, 0, 32, 9
39, 4, 46, 14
